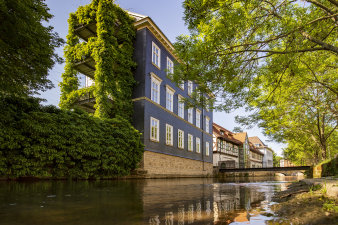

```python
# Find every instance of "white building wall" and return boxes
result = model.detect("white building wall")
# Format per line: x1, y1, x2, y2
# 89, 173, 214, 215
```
262, 148, 274, 167
213, 153, 239, 168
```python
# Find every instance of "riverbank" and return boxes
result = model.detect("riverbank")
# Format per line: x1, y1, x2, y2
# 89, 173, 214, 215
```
271, 178, 338, 224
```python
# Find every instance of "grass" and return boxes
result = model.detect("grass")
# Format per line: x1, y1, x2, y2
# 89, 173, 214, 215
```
323, 200, 338, 213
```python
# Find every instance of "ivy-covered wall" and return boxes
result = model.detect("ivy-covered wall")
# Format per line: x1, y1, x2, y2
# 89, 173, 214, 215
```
59, 0, 136, 119
0, 96, 144, 179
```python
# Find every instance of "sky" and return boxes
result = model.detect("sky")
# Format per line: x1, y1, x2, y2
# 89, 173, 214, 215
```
43, 0, 285, 155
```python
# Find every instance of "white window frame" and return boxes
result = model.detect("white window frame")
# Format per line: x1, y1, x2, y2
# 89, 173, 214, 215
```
166, 124, 173, 146
167, 57, 174, 75
166, 85, 175, 112
188, 107, 193, 123
206, 142, 210, 156
179, 81, 184, 90
188, 134, 193, 152
178, 129, 184, 149
205, 116, 210, 133
85, 77, 95, 87
196, 137, 200, 153
150, 117, 159, 142
196, 109, 201, 128
152, 42, 161, 68
178, 95, 184, 119
150, 73, 162, 104
188, 81, 193, 96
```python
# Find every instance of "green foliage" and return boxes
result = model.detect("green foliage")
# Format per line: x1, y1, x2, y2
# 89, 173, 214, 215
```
321, 157, 338, 177
323, 200, 338, 213
174, 1, 337, 165
0, 0, 64, 96
175, 0, 337, 111
0, 96, 144, 179
273, 152, 282, 167
59, 0, 136, 119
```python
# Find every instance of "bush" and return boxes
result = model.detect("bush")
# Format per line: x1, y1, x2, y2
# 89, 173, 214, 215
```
0, 96, 144, 179
321, 157, 338, 177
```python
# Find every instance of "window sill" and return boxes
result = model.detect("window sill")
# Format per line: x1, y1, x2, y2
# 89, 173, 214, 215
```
152, 62, 161, 70
150, 139, 159, 143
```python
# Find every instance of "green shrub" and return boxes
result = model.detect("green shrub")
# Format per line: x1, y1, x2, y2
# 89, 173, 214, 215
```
321, 157, 338, 177
0, 96, 143, 179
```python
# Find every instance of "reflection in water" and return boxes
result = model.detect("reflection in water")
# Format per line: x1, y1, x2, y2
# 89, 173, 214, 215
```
178, 205, 185, 225
0, 177, 300, 225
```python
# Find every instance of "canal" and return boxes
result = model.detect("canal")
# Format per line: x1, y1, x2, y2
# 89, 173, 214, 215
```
0, 177, 301, 224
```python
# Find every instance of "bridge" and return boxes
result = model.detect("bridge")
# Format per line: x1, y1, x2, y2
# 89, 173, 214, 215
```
219, 166, 310, 176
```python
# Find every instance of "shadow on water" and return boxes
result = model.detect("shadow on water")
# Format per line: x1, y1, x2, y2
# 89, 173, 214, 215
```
0, 177, 301, 225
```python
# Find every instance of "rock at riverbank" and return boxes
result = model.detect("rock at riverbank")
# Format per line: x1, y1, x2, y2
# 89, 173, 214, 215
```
271, 178, 338, 225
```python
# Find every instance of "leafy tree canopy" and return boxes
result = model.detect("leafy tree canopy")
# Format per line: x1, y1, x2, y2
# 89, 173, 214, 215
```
0, 0, 64, 96
173, 0, 337, 163
173, 0, 337, 111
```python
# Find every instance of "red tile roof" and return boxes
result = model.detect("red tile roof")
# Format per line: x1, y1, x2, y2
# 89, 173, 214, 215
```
232, 132, 247, 143
248, 136, 266, 147
213, 123, 242, 145
249, 142, 264, 155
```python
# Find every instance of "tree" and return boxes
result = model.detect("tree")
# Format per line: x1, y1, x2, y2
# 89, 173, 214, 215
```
0, 0, 64, 96
173, 0, 337, 111
173, 0, 337, 164
236, 52, 337, 164
273, 152, 282, 167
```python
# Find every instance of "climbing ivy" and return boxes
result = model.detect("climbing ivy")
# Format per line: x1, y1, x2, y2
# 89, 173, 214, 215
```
59, 0, 136, 120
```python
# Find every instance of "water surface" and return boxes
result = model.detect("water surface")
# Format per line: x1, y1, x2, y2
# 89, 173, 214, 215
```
0, 177, 300, 225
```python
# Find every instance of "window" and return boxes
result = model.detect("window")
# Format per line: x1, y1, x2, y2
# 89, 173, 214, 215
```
188, 134, 193, 151
197, 91, 201, 103
178, 95, 184, 118
152, 42, 160, 68
166, 86, 174, 112
188, 107, 193, 123
167, 57, 174, 75
196, 137, 200, 153
178, 129, 184, 149
188, 81, 193, 96
179, 81, 184, 90
150, 117, 159, 141
205, 97, 209, 111
166, 124, 173, 146
150, 73, 162, 104
85, 77, 95, 87
206, 142, 210, 156
196, 109, 201, 128
205, 117, 210, 133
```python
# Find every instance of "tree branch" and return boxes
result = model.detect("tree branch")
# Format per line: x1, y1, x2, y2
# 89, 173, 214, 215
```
305, 0, 338, 23
301, 31, 338, 54
327, 0, 338, 7
226, 13, 338, 52
228, 47, 326, 55
301, 60, 338, 95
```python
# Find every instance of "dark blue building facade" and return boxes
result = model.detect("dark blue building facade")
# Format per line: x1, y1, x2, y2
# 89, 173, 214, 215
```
131, 15, 213, 175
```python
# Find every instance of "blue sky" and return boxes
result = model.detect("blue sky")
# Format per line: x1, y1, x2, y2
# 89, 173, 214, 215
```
43, 0, 285, 155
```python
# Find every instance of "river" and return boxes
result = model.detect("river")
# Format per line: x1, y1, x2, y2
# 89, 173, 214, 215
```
0, 176, 302, 225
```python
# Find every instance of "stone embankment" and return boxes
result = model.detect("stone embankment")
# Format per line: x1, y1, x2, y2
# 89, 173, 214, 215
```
271, 178, 338, 225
